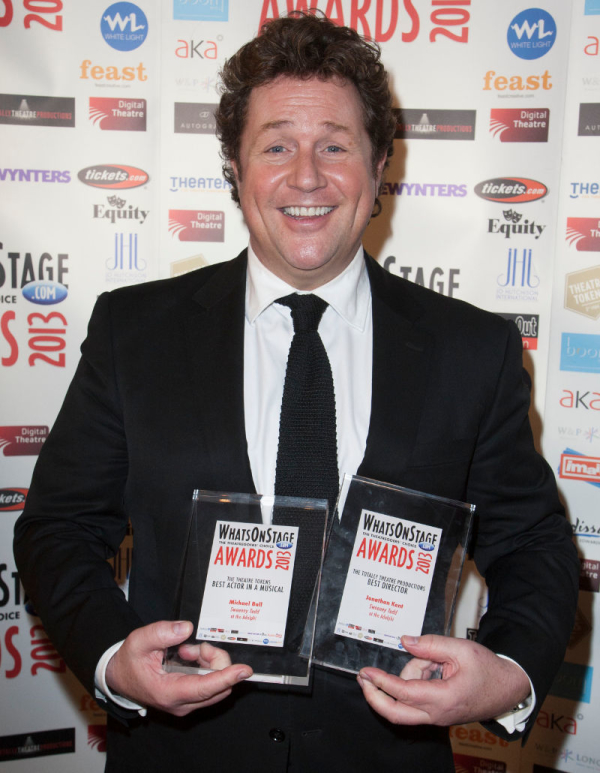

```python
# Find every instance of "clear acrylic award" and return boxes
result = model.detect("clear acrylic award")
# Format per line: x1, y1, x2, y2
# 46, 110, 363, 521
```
309, 474, 474, 675
164, 490, 328, 685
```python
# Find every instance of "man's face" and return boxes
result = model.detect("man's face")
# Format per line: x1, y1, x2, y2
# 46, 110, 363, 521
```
233, 76, 385, 290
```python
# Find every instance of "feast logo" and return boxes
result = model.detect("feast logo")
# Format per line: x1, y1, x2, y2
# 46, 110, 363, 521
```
482, 69, 552, 93
565, 266, 600, 320
79, 60, 147, 83
0, 169, 70, 183
382, 181, 467, 197
0, 95, 74, 128
0, 489, 28, 511
93, 195, 149, 225
394, 109, 475, 140
559, 449, 600, 487
474, 178, 547, 203
89, 97, 146, 131
78, 164, 149, 189
169, 210, 224, 242
579, 103, 600, 136
174, 102, 217, 134
488, 209, 546, 240
0, 426, 48, 456
566, 218, 600, 251
497, 313, 539, 350
490, 108, 549, 142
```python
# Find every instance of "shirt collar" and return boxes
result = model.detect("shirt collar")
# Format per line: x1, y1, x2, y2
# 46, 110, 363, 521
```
246, 245, 371, 332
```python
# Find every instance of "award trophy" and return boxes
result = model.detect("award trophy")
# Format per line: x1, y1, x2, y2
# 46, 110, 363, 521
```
309, 474, 474, 675
164, 490, 328, 685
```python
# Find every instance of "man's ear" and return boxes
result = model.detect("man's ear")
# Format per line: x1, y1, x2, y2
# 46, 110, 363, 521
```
231, 159, 241, 185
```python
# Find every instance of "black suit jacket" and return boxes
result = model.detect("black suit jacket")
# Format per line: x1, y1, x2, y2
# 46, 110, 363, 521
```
14, 251, 578, 773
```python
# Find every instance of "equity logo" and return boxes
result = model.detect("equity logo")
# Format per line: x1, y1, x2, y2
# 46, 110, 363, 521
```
497, 313, 539, 349
0, 95, 74, 128
78, 165, 149, 190
393, 109, 475, 141
169, 210, 224, 242
565, 266, 600, 320
89, 98, 146, 132
94, 195, 148, 224
507, 8, 556, 60
174, 0, 228, 22
174, 103, 217, 134
101, 2, 148, 52
488, 210, 546, 240
0, 488, 28, 511
475, 178, 547, 203
0, 426, 48, 456
560, 449, 600, 487
579, 104, 600, 137
560, 333, 600, 373
566, 218, 600, 251
490, 109, 549, 142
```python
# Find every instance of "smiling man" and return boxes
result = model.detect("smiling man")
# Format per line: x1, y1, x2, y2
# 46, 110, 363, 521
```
15, 12, 578, 773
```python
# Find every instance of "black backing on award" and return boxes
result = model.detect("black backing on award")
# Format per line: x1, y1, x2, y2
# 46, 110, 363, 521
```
310, 475, 474, 675
164, 490, 328, 685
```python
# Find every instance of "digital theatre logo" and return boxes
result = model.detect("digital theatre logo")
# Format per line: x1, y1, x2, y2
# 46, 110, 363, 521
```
168, 210, 224, 242
507, 8, 556, 60
89, 98, 147, 131
101, 2, 148, 52
566, 218, 600, 251
0, 426, 48, 456
489, 109, 549, 142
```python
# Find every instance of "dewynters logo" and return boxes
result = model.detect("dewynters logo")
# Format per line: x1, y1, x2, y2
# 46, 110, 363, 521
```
507, 8, 556, 60
490, 108, 549, 142
101, 2, 148, 52
78, 164, 149, 189
475, 178, 547, 203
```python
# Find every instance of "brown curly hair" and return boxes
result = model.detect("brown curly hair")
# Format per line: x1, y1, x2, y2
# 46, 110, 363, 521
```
215, 11, 396, 211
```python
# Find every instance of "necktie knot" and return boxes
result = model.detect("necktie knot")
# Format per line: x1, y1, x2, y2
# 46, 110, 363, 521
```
276, 293, 328, 333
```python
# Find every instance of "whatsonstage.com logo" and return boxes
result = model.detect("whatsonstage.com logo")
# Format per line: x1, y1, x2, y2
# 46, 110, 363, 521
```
101, 2, 148, 52
507, 8, 556, 60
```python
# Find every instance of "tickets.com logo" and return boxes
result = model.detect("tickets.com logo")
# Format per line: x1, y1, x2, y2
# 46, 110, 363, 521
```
0, 488, 28, 511
78, 164, 149, 189
474, 177, 547, 203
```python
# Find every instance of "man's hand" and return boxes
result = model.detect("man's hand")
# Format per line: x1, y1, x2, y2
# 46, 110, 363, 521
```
357, 634, 530, 727
105, 621, 253, 717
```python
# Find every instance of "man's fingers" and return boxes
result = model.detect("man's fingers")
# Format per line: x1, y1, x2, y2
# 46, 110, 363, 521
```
177, 642, 234, 670
127, 620, 194, 656
357, 671, 431, 725
166, 665, 252, 708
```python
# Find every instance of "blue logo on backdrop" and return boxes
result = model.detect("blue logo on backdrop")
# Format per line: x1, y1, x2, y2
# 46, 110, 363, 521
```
22, 281, 68, 305
560, 333, 600, 373
507, 8, 556, 60
173, 0, 228, 22
586, 0, 600, 15
101, 3, 148, 52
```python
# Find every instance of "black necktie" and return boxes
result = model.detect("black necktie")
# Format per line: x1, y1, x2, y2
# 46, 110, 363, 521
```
274, 293, 339, 519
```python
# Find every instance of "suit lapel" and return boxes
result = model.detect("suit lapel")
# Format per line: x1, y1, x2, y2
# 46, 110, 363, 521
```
358, 256, 433, 485
185, 251, 257, 502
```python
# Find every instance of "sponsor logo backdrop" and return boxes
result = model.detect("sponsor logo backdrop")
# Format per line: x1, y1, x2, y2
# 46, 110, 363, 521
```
0, 2, 596, 771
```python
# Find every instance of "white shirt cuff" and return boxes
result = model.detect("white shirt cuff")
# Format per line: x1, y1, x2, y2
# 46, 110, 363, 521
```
494, 654, 535, 733
94, 640, 147, 717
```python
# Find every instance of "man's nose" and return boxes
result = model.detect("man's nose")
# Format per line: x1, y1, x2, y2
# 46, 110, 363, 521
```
287, 148, 326, 192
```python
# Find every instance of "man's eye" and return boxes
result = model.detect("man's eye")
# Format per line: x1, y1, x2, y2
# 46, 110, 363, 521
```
325, 145, 344, 153
267, 145, 285, 153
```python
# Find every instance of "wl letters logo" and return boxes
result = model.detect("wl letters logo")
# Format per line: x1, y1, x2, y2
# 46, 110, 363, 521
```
168, 210, 224, 242
490, 109, 549, 142
101, 3, 148, 52
507, 8, 556, 60
89, 98, 146, 131
566, 218, 600, 251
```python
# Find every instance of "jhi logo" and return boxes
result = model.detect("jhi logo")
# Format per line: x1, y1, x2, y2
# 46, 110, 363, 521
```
497, 248, 539, 287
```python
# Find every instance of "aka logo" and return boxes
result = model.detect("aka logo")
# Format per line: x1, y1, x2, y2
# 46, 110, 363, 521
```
559, 390, 600, 411
490, 109, 549, 143
168, 210, 224, 243
89, 98, 146, 132
175, 39, 219, 60
536, 710, 578, 735
507, 8, 556, 60
488, 209, 546, 240
559, 449, 600, 488
101, 2, 148, 52
566, 218, 600, 251
93, 195, 149, 225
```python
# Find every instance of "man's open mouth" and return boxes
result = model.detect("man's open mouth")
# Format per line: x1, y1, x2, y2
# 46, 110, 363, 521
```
281, 206, 334, 217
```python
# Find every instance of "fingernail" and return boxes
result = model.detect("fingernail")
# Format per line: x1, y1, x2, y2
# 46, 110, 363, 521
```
173, 621, 189, 635
237, 669, 252, 681
403, 635, 419, 645
358, 670, 372, 683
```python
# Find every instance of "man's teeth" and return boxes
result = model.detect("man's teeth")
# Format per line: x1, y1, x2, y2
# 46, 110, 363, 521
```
283, 206, 334, 217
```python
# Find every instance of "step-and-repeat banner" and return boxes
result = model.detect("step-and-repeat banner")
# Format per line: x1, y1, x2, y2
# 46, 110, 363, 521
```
1, 1, 598, 771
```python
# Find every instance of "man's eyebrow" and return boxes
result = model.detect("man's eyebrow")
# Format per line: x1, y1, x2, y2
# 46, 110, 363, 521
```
257, 120, 353, 134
